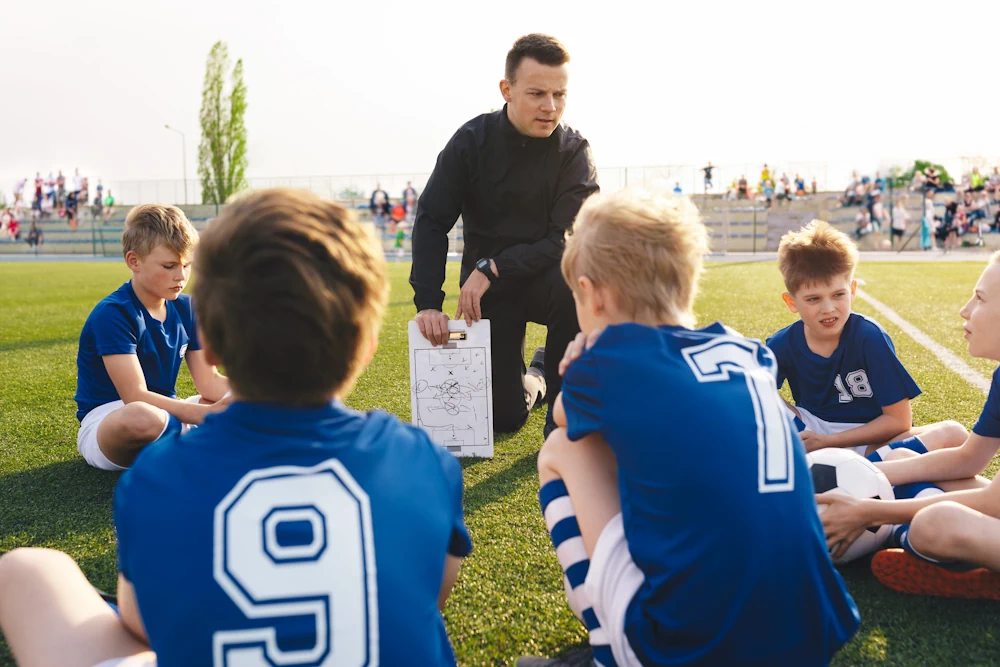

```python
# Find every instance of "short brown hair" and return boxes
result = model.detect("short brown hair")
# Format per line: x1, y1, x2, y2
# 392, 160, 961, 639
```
505, 34, 570, 83
121, 204, 198, 259
193, 188, 388, 404
562, 190, 708, 328
777, 220, 859, 295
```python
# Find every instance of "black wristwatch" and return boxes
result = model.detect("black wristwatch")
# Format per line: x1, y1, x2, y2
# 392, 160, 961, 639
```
476, 257, 496, 283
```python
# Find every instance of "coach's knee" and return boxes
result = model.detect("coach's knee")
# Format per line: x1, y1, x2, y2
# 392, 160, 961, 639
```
909, 502, 968, 559
120, 402, 166, 443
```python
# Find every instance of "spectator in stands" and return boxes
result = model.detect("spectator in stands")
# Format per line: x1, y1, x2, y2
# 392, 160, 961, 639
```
989, 167, 1000, 202
80, 177, 89, 208
96, 180, 104, 207
874, 172, 886, 192
65, 190, 79, 230
1, 208, 14, 239
970, 166, 986, 193
673, 182, 682, 194
370, 183, 390, 235
760, 163, 771, 188
921, 189, 937, 250
402, 181, 418, 212
26, 220, 43, 248
404, 191, 417, 224
702, 161, 714, 191
774, 178, 790, 205
924, 166, 942, 192
811, 176, 818, 194
870, 190, 887, 245
737, 174, 748, 199
762, 179, 774, 208
939, 201, 960, 251
891, 195, 910, 249
32, 173, 43, 219
966, 191, 987, 228
13, 177, 26, 214
40, 190, 53, 219
43, 173, 54, 208
794, 174, 806, 196
911, 169, 925, 192
71, 168, 82, 199
92, 193, 104, 221
55, 170, 66, 207
855, 209, 872, 240
103, 190, 115, 221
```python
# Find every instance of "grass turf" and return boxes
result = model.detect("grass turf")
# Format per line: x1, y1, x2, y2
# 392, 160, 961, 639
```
1, 260, 999, 665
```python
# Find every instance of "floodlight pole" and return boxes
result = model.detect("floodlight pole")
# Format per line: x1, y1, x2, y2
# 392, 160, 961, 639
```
164, 125, 188, 205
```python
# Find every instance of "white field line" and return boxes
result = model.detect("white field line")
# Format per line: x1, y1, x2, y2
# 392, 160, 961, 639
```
855, 287, 990, 396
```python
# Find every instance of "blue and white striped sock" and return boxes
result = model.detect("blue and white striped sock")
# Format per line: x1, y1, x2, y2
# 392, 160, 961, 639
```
540, 479, 617, 667
866, 436, 928, 463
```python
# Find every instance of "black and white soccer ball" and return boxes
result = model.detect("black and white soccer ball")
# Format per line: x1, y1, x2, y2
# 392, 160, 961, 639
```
808, 448, 895, 564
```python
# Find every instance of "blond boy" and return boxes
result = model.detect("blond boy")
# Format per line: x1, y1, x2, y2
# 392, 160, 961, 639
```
766, 220, 966, 460
73, 204, 229, 471
522, 191, 858, 667
1, 189, 470, 666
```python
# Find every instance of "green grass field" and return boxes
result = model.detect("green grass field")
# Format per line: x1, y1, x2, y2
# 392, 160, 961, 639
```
1, 260, 999, 666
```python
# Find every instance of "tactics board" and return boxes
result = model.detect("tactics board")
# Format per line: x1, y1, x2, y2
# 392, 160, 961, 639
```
408, 320, 494, 457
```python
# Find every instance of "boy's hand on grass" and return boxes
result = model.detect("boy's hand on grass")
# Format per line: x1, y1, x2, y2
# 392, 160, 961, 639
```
816, 492, 871, 560
558, 329, 604, 377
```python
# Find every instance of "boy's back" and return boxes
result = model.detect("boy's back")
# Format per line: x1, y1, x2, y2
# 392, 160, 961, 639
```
767, 312, 919, 426
561, 322, 859, 666
115, 401, 470, 667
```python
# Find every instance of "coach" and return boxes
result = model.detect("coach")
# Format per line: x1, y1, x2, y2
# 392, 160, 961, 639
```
410, 34, 599, 436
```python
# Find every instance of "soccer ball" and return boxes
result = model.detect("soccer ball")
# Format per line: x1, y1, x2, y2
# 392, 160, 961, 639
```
808, 448, 895, 564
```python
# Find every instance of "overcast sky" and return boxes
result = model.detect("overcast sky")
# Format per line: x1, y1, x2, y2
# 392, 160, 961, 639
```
4, 0, 1000, 195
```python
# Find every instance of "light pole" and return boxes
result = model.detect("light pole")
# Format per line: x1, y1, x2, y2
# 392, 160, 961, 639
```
164, 124, 187, 205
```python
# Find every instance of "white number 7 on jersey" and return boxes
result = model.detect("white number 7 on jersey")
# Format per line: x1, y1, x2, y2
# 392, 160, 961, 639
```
682, 337, 795, 493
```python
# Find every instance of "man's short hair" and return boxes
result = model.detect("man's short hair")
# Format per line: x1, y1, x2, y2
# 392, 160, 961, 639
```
505, 34, 570, 83
193, 188, 388, 405
562, 190, 708, 328
777, 220, 859, 295
121, 204, 198, 259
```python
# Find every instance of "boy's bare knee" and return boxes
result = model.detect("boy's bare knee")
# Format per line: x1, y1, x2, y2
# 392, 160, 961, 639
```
121, 403, 166, 442
940, 420, 968, 448
884, 448, 919, 462
910, 502, 966, 558
538, 427, 571, 482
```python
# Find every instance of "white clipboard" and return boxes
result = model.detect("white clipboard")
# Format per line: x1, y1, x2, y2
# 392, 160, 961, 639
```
408, 319, 494, 458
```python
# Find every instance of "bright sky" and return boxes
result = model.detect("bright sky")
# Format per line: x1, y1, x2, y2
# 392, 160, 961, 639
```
4, 0, 1000, 195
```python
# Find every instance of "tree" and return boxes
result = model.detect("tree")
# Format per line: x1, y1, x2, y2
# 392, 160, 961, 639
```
198, 41, 248, 205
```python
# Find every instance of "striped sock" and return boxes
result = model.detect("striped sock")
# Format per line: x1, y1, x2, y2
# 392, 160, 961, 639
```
539, 479, 617, 667
867, 436, 928, 463
887, 483, 943, 550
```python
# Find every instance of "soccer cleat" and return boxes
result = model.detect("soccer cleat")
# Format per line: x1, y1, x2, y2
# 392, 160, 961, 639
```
530, 346, 546, 372
871, 549, 1000, 600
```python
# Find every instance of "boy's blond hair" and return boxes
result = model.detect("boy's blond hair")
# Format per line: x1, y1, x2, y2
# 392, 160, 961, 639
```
193, 188, 387, 404
562, 190, 708, 328
121, 204, 198, 259
777, 220, 859, 295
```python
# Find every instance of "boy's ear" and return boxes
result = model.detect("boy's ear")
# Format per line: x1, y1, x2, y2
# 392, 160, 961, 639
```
360, 331, 379, 368
781, 292, 798, 313
125, 250, 141, 272
578, 275, 603, 313
850, 280, 857, 298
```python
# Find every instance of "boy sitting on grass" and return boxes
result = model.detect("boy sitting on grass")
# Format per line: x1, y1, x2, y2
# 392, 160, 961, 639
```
766, 220, 967, 461
0, 188, 472, 666
821, 251, 1000, 600
73, 204, 230, 471
522, 191, 859, 667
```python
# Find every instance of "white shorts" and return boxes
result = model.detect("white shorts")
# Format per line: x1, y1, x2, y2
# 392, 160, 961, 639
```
585, 513, 644, 667
789, 405, 867, 456
77, 396, 201, 471
93, 655, 157, 667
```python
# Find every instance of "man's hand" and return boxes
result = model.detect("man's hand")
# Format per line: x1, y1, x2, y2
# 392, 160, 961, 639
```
416, 309, 451, 347
816, 492, 873, 560
558, 328, 605, 377
456, 263, 495, 326
799, 430, 833, 452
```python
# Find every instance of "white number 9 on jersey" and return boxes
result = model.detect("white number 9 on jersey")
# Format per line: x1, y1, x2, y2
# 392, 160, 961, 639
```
213, 460, 378, 666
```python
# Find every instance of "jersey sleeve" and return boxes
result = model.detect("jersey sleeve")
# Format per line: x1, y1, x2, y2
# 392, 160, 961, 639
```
433, 444, 473, 558
765, 331, 789, 389
561, 348, 603, 441
112, 468, 138, 580
862, 326, 921, 406
92, 303, 139, 356
973, 369, 1000, 438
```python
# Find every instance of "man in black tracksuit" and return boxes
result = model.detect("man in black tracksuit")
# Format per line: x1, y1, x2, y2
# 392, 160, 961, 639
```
410, 34, 599, 436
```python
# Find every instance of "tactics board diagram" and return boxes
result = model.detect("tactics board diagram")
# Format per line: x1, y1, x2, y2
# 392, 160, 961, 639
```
408, 320, 493, 458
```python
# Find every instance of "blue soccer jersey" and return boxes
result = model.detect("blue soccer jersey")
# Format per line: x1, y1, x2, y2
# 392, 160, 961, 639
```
766, 313, 920, 424
75, 281, 199, 421
114, 401, 472, 667
974, 368, 1000, 438
561, 323, 859, 666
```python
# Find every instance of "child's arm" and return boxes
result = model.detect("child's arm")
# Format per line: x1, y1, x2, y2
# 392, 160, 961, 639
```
103, 354, 218, 424
878, 432, 1000, 486
818, 475, 1000, 560
185, 350, 230, 403
116, 573, 149, 644
552, 392, 567, 428
800, 398, 911, 452
437, 555, 463, 611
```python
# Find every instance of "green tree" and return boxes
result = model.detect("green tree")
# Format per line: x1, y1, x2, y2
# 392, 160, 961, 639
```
198, 41, 248, 205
